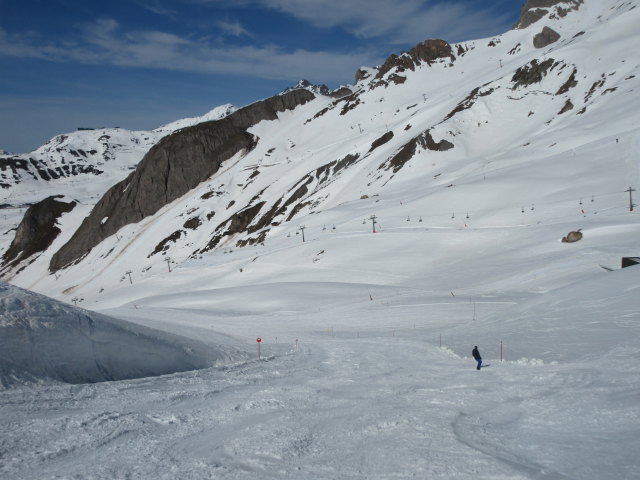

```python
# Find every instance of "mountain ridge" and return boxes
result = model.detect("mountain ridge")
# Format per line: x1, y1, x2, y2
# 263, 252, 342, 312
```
1, 0, 638, 308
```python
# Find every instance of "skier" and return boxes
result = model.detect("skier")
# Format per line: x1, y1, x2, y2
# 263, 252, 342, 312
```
472, 346, 482, 370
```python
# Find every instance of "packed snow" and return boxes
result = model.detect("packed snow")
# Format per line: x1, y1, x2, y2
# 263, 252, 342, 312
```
1, 0, 640, 478
0, 282, 240, 388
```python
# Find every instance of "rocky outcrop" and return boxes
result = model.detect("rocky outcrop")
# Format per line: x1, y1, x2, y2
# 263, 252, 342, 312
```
558, 99, 574, 114
556, 67, 578, 95
382, 130, 453, 174
237, 154, 361, 237
533, 26, 561, 48
355, 68, 374, 83
49, 89, 315, 271
445, 85, 496, 121
513, 0, 583, 29
1, 196, 76, 272
200, 202, 267, 252
512, 58, 556, 89
329, 86, 354, 99
369, 132, 394, 152
375, 39, 455, 80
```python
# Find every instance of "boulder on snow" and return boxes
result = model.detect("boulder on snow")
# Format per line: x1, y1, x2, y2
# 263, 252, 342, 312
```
561, 230, 583, 243
533, 26, 561, 48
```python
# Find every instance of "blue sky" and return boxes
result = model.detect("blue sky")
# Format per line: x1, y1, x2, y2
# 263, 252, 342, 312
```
0, 0, 521, 153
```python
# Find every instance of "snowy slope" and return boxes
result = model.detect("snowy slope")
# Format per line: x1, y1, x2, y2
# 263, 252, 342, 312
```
1, 247, 638, 479
152, 103, 237, 135
5, 0, 638, 305
1, 1, 640, 478
0, 281, 244, 388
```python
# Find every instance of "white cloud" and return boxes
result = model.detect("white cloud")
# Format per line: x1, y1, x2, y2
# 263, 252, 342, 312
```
191, 0, 513, 43
217, 19, 253, 38
0, 22, 378, 84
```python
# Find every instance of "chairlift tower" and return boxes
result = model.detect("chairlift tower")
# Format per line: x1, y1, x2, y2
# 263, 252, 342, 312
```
370, 215, 378, 233
625, 186, 636, 211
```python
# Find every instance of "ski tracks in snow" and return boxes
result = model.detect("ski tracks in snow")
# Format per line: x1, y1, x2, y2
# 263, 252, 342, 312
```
2, 335, 639, 479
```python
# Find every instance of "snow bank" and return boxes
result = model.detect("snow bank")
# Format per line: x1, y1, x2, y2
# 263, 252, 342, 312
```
0, 282, 236, 388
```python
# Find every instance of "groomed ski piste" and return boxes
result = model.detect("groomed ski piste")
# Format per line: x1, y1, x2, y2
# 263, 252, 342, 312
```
2, 254, 639, 479
2, 0, 640, 478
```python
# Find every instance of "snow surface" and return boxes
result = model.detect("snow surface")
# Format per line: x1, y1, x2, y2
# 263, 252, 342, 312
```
152, 104, 237, 135
1, 0, 640, 478
1, 268, 639, 479
0, 282, 240, 388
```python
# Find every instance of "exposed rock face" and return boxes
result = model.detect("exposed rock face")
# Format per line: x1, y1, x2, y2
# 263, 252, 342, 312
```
230, 154, 361, 240
556, 67, 578, 95
328, 86, 354, 99
513, 0, 583, 29
375, 39, 455, 80
355, 68, 373, 83
369, 132, 395, 152
200, 202, 267, 252
1, 196, 76, 271
445, 85, 496, 121
49, 89, 315, 271
533, 26, 561, 48
512, 58, 556, 89
558, 99, 574, 114
382, 130, 453, 173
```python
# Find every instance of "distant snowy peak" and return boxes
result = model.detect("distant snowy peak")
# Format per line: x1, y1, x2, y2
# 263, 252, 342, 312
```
282, 79, 353, 99
0, 105, 239, 198
280, 79, 331, 97
0, 128, 161, 195
154, 104, 237, 134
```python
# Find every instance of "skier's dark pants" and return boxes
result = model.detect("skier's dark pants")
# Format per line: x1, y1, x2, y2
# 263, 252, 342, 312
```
476, 359, 482, 370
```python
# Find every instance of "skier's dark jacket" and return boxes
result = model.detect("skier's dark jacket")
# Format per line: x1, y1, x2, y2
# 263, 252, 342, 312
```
472, 347, 481, 361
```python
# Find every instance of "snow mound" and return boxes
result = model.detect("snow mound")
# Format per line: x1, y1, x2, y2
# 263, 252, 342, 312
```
0, 282, 234, 388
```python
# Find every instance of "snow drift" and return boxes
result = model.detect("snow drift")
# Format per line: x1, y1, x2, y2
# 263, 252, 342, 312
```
0, 282, 237, 388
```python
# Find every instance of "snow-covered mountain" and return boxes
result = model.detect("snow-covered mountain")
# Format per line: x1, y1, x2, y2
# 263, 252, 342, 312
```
1, 1, 640, 478
0, 104, 241, 270
0, 128, 161, 202
3, 0, 637, 304
152, 103, 238, 136
0, 104, 241, 204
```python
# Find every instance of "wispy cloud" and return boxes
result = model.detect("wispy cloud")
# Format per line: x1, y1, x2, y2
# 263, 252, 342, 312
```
190, 0, 513, 43
0, 22, 377, 84
217, 19, 253, 38
133, 0, 179, 19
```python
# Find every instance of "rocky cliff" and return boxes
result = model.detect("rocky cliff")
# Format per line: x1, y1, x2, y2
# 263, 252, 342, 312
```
1, 196, 76, 272
513, 0, 584, 29
49, 89, 315, 271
